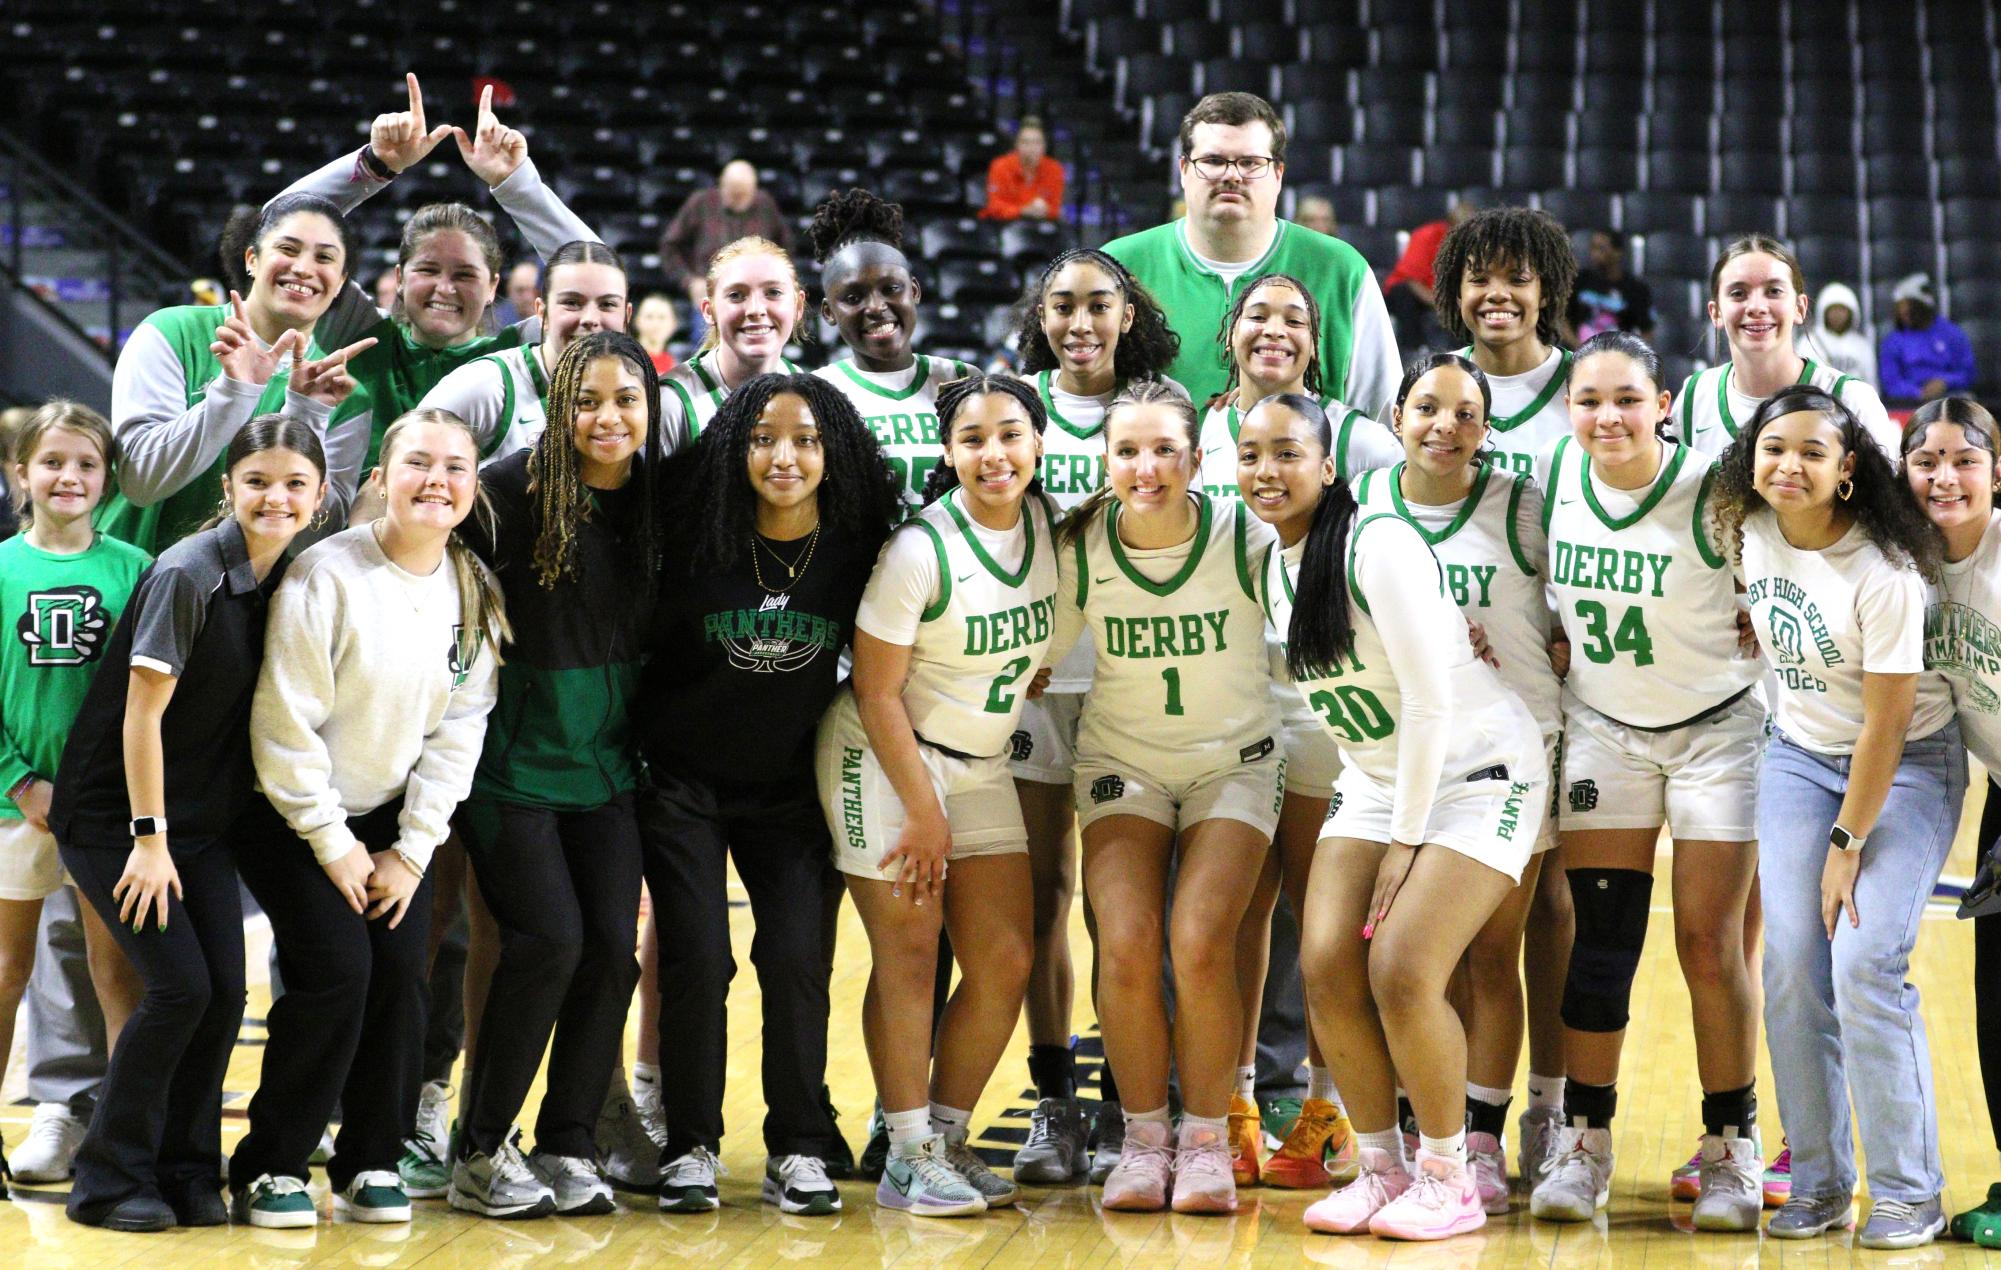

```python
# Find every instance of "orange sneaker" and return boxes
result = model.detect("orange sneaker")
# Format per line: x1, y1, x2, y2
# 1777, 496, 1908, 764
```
1263, 1097, 1354, 1189
1227, 1095, 1263, 1187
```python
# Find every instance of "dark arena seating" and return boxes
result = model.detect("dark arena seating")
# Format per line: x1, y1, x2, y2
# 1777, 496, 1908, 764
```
1, 0, 1998, 394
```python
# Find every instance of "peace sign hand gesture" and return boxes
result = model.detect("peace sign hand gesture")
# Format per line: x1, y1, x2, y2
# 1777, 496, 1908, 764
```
211, 291, 302, 387
370, 72, 454, 174
289, 335, 380, 408
454, 84, 529, 187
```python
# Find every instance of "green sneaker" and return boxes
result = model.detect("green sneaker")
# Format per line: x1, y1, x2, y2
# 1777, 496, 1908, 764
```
399, 1081, 453, 1198
232, 1173, 317, 1229
1260, 1096, 1304, 1148
334, 1169, 413, 1223
1951, 1181, 2001, 1246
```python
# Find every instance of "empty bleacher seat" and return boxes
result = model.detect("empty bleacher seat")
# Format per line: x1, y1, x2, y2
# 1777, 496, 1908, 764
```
1622, 191, 1702, 235
1705, 192, 1785, 238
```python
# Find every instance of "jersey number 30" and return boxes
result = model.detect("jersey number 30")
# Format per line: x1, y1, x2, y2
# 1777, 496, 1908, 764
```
1309, 685, 1394, 743
1574, 600, 1656, 667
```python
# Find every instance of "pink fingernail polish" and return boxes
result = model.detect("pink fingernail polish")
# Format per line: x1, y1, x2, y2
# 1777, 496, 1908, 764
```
1361, 922, 1375, 940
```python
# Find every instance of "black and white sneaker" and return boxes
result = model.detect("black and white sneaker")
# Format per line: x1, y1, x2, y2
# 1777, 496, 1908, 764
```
762, 1153, 841, 1215
659, 1146, 723, 1213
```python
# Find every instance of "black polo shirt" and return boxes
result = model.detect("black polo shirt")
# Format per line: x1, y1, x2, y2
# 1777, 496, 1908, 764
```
49, 517, 287, 850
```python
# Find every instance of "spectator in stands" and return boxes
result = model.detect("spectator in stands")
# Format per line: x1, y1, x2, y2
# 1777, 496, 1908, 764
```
1104, 92, 1399, 413
979, 116, 1065, 222
634, 292, 679, 375
1381, 200, 1473, 355
1806, 281, 1877, 387
490, 260, 541, 328
660, 160, 795, 348
1293, 195, 1337, 238
372, 266, 401, 316
1882, 273, 1977, 406
0, 405, 27, 543
1569, 230, 1657, 343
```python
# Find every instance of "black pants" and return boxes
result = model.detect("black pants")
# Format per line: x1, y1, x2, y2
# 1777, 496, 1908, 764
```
456, 793, 643, 1158
60, 835, 244, 1218
641, 771, 841, 1158
1977, 775, 2001, 1152
229, 799, 434, 1191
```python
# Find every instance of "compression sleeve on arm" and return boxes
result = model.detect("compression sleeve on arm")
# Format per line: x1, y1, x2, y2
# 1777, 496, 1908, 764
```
488, 156, 600, 256
1358, 521, 1461, 844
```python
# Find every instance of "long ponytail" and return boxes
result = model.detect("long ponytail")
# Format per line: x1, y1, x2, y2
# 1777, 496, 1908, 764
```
1266, 393, 1360, 679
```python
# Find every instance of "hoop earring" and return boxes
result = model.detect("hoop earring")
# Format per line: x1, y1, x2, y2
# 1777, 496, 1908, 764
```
1837, 477, 1855, 501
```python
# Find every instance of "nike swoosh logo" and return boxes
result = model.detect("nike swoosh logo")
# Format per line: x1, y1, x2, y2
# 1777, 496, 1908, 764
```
957, 572, 977, 583
1558, 496, 1578, 505
1094, 575, 1117, 584
888, 1167, 914, 1196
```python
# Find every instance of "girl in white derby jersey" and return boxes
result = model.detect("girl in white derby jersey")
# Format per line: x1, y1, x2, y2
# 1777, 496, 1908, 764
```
814, 374, 1056, 1218
1044, 380, 1283, 1216
1239, 370, 1546, 1242
660, 237, 808, 442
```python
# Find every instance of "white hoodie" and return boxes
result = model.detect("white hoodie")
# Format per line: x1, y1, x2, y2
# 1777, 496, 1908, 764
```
1804, 282, 1879, 387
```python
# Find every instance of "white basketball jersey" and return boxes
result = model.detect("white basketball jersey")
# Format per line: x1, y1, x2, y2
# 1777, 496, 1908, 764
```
816, 354, 978, 509
661, 350, 804, 444
1354, 462, 1561, 735
1674, 358, 1898, 458
1034, 370, 1113, 512
894, 489, 1059, 757
1259, 515, 1523, 786
1065, 494, 1279, 779
1464, 345, 1572, 484
1544, 437, 1762, 727
1196, 395, 1397, 502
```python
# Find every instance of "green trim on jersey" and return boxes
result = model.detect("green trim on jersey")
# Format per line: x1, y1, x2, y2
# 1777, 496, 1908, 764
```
1257, 541, 1279, 627
1107, 493, 1212, 597
1503, 473, 1536, 576
665, 378, 702, 440
1037, 370, 1115, 440
835, 354, 941, 402
682, 351, 804, 436
1386, 459, 1492, 547
484, 347, 550, 459
1345, 512, 1442, 617
1072, 530, 1090, 608
1232, 502, 1256, 600
1333, 407, 1367, 479
944, 488, 1036, 588
1692, 463, 1727, 570
1543, 437, 1569, 532
909, 520, 953, 622
1711, 358, 1819, 439
1581, 440, 1690, 532
1458, 347, 1571, 433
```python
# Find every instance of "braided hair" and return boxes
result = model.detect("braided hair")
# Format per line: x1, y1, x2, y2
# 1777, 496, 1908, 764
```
1216, 273, 1323, 405
1009, 248, 1181, 381
918, 373, 1049, 505
666, 372, 902, 576
527, 331, 661, 592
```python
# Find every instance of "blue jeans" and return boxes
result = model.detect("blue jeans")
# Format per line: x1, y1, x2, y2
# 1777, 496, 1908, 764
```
1757, 722, 1964, 1204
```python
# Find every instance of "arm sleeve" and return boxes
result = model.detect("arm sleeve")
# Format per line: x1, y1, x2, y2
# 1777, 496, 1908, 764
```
416, 359, 510, 453
396, 621, 499, 868
1854, 560, 1928, 675
1356, 522, 1461, 844
1335, 406, 1403, 479
488, 156, 600, 257
854, 526, 940, 646
125, 566, 208, 677
250, 570, 355, 863
111, 323, 263, 505
1342, 275, 1403, 418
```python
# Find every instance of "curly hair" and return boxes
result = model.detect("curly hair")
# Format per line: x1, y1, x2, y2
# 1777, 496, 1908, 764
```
1009, 248, 1182, 381
918, 373, 1049, 505
1215, 273, 1322, 405
1710, 383, 1943, 582
1430, 206, 1578, 349
807, 187, 906, 262
666, 371, 902, 576
528, 331, 661, 592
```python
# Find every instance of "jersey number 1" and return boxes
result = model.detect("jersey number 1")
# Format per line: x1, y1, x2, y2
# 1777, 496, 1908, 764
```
1574, 600, 1656, 667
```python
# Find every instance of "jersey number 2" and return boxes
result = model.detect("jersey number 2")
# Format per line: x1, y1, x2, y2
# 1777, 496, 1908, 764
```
1574, 600, 1656, 667
984, 656, 1033, 714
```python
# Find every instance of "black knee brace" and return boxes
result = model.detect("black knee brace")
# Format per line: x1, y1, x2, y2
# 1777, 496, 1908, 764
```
1560, 868, 1653, 1033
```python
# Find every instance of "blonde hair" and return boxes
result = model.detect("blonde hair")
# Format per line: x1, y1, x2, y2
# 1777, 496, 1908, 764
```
10, 401, 118, 522
699, 236, 802, 354
376, 408, 513, 664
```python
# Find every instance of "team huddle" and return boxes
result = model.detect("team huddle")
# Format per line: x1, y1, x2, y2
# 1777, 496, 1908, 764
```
3, 85, 1998, 1252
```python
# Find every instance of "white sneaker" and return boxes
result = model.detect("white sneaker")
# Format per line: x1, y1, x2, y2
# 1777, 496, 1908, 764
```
10, 1103, 85, 1182
1529, 1125, 1613, 1222
633, 1075, 668, 1148
597, 1077, 666, 1191
1515, 1105, 1561, 1194
1691, 1134, 1762, 1232
528, 1149, 616, 1216
763, 1153, 842, 1215
659, 1146, 724, 1213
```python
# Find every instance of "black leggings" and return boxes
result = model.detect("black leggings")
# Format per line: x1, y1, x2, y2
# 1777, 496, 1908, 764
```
60, 835, 244, 1218
1977, 775, 2001, 1153
456, 793, 643, 1159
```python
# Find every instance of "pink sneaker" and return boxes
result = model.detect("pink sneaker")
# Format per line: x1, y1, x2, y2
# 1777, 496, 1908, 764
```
1368, 1155, 1488, 1241
1303, 1147, 1412, 1234
1466, 1131, 1509, 1215
1171, 1123, 1238, 1214
1101, 1120, 1172, 1212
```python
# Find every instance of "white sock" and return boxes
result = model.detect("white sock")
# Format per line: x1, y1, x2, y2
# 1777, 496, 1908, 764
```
1527, 1073, 1565, 1111
1467, 1081, 1511, 1108
1125, 1104, 1172, 1128
1234, 1065, 1257, 1101
1180, 1113, 1228, 1143
928, 1101, 972, 1143
1419, 1129, 1468, 1166
633, 1062, 661, 1086
1307, 1065, 1340, 1105
1358, 1128, 1406, 1169
885, 1107, 931, 1150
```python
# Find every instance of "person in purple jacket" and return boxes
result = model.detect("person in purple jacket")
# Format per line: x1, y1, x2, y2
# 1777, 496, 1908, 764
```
1880, 274, 1976, 407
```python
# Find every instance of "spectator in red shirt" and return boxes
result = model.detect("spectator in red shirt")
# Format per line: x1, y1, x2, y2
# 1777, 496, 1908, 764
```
1383, 199, 1473, 354
980, 117, 1065, 221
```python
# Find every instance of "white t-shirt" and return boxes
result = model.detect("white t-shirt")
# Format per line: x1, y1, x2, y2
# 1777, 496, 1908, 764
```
1927, 510, 2001, 774
1737, 509, 1955, 753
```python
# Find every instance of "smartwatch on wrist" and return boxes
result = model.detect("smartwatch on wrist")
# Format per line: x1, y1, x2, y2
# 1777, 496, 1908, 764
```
129, 816, 167, 839
1829, 824, 1865, 853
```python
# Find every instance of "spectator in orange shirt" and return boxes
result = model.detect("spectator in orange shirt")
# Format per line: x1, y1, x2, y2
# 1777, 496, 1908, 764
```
980, 117, 1065, 221
1383, 198, 1474, 353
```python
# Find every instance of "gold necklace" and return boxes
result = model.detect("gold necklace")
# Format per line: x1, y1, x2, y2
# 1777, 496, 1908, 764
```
751, 524, 819, 592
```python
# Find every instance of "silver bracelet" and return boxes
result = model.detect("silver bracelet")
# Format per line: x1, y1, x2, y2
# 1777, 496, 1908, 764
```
392, 846, 426, 878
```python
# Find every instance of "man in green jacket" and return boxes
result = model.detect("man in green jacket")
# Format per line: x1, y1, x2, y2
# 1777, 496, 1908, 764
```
1105, 92, 1401, 414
